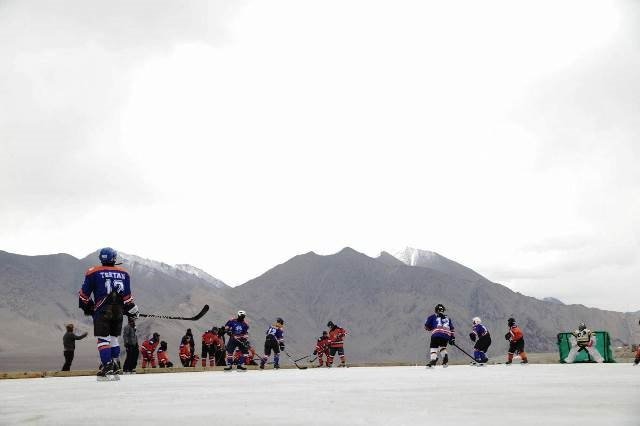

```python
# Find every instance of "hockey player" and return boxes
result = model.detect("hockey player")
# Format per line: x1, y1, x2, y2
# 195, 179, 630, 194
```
157, 341, 174, 368
326, 321, 348, 367
140, 332, 160, 368
224, 310, 250, 371
564, 322, 604, 363
313, 331, 330, 367
201, 327, 222, 367
78, 247, 139, 377
179, 335, 199, 367
469, 317, 491, 365
260, 317, 285, 370
505, 318, 528, 364
424, 304, 455, 368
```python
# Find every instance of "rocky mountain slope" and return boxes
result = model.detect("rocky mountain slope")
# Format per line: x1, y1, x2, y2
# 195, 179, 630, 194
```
0, 248, 637, 370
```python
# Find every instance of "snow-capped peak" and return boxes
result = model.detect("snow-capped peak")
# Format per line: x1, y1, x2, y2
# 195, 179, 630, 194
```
392, 247, 438, 266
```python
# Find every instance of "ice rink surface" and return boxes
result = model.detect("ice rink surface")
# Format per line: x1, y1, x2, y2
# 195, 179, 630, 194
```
1, 364, 638, 425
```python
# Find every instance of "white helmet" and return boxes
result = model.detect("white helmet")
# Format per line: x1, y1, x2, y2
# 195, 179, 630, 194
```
472, 317, 481, 325
237, 310, 246, 316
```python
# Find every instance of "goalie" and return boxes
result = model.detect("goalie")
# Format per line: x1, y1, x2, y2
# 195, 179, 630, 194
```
564, 322, 604, 363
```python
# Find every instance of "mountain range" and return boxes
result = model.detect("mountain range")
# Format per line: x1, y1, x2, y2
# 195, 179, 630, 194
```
0, 247, 637, 371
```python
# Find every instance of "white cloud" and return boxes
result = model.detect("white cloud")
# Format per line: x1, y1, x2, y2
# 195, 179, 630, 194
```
1, 0, 638, 311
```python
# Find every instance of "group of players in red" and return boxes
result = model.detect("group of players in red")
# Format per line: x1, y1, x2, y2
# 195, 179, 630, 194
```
136, 320, 348, 369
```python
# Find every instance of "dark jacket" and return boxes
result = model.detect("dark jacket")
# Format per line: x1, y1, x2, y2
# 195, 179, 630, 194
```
123, 323, 138, 346
63, 331, 88, 351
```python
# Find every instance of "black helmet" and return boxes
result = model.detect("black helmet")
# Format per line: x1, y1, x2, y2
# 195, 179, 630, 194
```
327, 321, 335, 328
152, 332, 160, 340
578, 322, 586, 331
160, 340, 167, 350
435, 304, 446, 314
276, 317, 284, 325
507, 318, 515, 327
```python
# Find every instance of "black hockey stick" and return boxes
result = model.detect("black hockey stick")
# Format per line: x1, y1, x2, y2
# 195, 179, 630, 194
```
293, 354, 313, 363
138, 304, 209, 321
452, 342, 477, 362
284, 351, 308, 370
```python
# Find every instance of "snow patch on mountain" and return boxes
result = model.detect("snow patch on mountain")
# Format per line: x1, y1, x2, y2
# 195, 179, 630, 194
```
392, 247, 438, 266
119, 252, 226, 288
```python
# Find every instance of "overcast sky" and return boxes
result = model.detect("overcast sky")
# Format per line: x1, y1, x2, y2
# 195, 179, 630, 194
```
1, 0, 639, 312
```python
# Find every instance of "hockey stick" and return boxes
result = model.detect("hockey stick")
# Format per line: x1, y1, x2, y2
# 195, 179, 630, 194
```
293, 354, 313, 363
138, 304, 209, 321
452, 342, 477, 362
284, 351, 308, 370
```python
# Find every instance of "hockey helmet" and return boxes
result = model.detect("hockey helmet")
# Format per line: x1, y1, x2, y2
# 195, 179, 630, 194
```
578, 322, 586, 331
99, 247, 118, 265
322, 330, 328, 336
472, 317, 481, 325
327, 321, 335, 328
507, 318, 516, 327
237, 310, 246, 319
435, 304, 446, 314
160, 340, 168, 350
276, 317, 284, 325
152, 332, 160, 340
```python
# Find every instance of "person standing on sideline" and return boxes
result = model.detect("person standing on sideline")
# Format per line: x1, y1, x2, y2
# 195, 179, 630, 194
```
201, 327, 222, 367
61, 323, 87, 371
635, 319, 640, 366
259, 317, 285, 369
78, 247, 139, 377
326, 321, 348, 367
564, 322, 604, 363
505, 317, 528, 364
469, 317, 491, 365
424, 304, 455, 368
224, 310, 250, 371
122, 317, 139, 373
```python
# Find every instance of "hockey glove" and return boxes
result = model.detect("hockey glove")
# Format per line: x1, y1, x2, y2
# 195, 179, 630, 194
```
80, 299, 95, 316
279, 342, 285, 350
505, 332, 511, 340
126, 304, 140, 319
313, 350, 317, 355
469, 333, 476, 342
449, 337, 455, 346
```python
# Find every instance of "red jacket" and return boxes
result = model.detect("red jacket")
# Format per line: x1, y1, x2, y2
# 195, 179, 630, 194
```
508, 325, 524, 342
315, 336, 330, 354
179, 342, 192, 361
158, 348, 171, 366
328, 327, 347, 348
140, 339, 159, 357
202, 331, 221, 347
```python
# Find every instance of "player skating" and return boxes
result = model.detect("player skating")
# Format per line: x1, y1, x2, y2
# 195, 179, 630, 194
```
224, 310, 250, 371
326, 321, 348, 367
469, 317, 491, 365
313, 331, 330, 367
505, 318, 528, 365
564, 322, 604, 363
424, 304, 455, 368
260, 317, 285, 370
78, 247, 139, 379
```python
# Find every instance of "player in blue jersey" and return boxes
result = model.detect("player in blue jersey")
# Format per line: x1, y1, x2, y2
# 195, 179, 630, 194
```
260, 317, 285, 370
78, 247, 139, 377
469, 317, 491, 365
424, 303, 455, 368
224, 310, 250, 371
